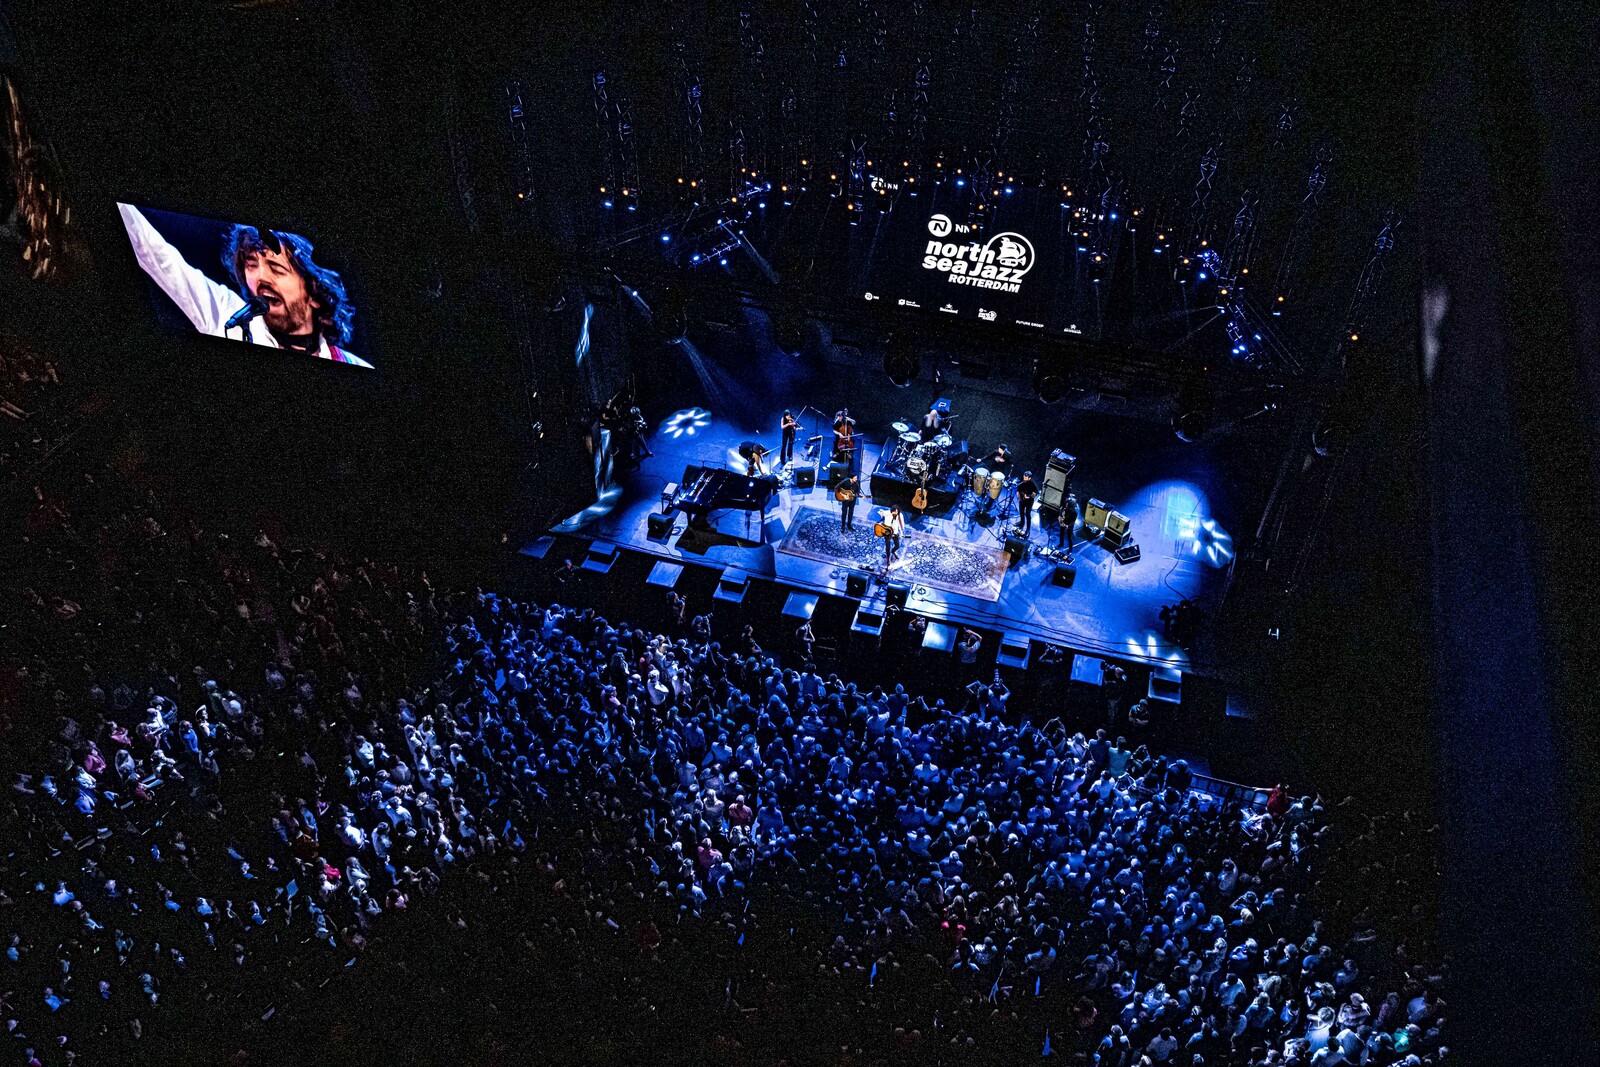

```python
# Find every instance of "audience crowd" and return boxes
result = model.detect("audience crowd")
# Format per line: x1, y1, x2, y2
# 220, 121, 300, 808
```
0, 463, 1445, 1065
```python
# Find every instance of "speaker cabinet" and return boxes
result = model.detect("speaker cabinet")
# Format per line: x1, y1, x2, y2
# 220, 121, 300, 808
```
1041, 449, 1076, 510
1052, 562, 1077, 587
646, 512, 675, 539
795, 466, 817, 489
828, 460, 851, 487
1004, 533, 1029, 562
1083, 497, 1112, 531
846, 571, 869, 597
886, 582, 911, 610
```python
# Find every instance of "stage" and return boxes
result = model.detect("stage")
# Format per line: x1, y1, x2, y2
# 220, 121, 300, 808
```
552, 381, 1246, 677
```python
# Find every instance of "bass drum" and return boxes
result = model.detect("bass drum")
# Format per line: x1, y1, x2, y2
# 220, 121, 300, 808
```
971, 467, 990, 494
906, 454, 928, 478
987, 471, 1005, 499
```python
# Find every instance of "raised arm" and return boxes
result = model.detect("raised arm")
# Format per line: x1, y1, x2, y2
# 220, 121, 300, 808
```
118, 203, 246, 338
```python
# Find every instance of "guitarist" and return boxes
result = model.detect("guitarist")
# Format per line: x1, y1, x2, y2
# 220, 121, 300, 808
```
836, 472, 860, 531
881, 505, 905, 568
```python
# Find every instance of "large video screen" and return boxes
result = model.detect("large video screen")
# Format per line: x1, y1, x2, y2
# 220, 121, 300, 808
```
118, 203, 372, 369
850, 186, 1086, 335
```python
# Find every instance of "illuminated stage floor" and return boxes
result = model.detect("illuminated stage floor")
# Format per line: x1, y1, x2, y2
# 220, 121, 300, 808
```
555, 405, 1239, 676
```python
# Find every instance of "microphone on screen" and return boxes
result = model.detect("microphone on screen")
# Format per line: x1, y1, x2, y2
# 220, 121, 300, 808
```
224, 296, 269, 332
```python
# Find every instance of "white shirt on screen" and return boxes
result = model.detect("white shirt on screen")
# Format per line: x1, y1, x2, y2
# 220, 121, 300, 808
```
117, 203, 373, 368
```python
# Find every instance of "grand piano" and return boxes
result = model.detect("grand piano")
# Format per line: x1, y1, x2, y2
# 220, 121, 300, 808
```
672, 464, 778, 543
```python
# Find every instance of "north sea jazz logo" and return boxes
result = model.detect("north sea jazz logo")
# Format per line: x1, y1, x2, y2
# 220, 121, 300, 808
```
922, 215, 1033, 294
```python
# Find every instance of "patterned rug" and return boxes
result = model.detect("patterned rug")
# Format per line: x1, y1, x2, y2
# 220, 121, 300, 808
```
777, 505, 1008, 602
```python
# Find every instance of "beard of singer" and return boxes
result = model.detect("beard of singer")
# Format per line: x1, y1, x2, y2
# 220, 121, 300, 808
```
241, 244, 323, 350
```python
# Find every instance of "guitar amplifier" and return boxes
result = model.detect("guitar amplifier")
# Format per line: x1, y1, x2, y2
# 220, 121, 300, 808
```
794, 465, 817, 489
1104, 510, 1132, 548
1083, 497, 1112, 532
1041, 449, 1077, 510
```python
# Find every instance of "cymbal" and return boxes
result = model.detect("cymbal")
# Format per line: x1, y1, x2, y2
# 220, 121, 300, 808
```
891, 421, 912, 434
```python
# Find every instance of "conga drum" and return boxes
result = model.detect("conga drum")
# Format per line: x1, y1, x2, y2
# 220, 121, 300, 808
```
971, 467, 990, 494
986, 470, 1005, 499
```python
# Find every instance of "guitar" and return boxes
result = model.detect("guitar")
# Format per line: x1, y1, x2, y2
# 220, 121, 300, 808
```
835, 484, 857, 503
911, 480, 929, 511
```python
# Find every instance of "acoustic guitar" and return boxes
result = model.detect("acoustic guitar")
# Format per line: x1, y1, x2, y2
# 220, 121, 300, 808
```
835, 484, 857, 503
911, 475, 929, 511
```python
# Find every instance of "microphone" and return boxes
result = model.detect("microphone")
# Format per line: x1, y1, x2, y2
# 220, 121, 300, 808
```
224, 296, 268, 333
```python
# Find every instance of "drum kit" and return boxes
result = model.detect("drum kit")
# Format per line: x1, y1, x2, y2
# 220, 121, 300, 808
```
889, 421, 954, 482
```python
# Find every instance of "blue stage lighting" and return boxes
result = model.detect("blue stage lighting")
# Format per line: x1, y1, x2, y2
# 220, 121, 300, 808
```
1109, 212, 1118, 220
1004, 186, 1013, 194
955, 179, 965, 187
661, 234, 671, 243
603, 200, 613, 208
1197, 271, 1208, 280
758, 201, 766, 208
1153, 248, 1163, 254
1254, 333, 1262, 341
719, 257, 728, 266
691, 254, 702, 263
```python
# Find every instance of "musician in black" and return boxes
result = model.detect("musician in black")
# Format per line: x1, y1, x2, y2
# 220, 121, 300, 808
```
920, 400, 951, 442
978, 443, 1012, 513
1016, 471, 1039, 535
986, 443, 1013, 478
780, 410, 799, 465
738, 441, 771, 477
832, 408, 858, 467
1056, 493, 1079, 555
837, 473, 860, 532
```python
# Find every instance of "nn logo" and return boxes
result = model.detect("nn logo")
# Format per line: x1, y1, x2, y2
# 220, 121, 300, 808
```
927, 213, 972, 238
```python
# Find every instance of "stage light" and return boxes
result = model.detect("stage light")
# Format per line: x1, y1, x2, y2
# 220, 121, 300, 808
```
678, 177, 684, 184
1109, 212, 1117, 220
1349, 333, 1359, 341
956, 179, 965, 187
884, 333, 920, 386
603, 200, 613, 208
1197, 272, 1207, 280
600, 186, 606, 193
517, 192, 524, 199
719, 258, 728, 266
1241, 268, 1248, 274
1277, 295, 1285, 302
1254, 334, 1262, 340
758, 201, 766, 208
621, 189, 628, 196
691, 254, 702, 263
690, 180, 698, 187
1005, 186, 1014, 194
661, 234, 671, 243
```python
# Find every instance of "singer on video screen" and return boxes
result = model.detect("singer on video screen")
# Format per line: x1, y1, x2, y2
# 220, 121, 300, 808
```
118, 203, 372, 368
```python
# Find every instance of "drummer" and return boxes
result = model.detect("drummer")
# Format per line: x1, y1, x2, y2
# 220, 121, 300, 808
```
921, 398, 953, 442
978, 443, 1012, 513
986, 443, 1013, 479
